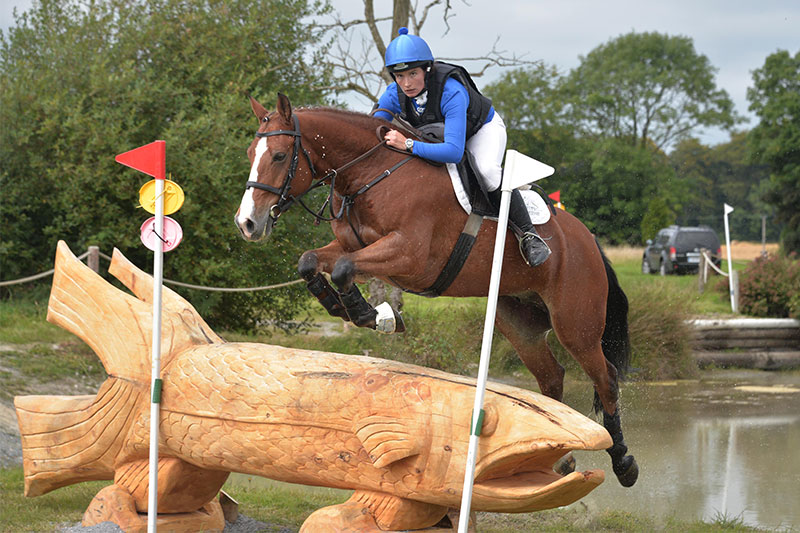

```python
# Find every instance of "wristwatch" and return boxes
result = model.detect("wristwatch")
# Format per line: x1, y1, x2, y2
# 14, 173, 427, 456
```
405, 138, 414, 153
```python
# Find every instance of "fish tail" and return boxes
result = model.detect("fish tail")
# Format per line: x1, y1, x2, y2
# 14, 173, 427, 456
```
46, 241, 222, 383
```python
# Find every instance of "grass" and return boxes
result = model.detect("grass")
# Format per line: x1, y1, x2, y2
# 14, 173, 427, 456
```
0, 468, 111, 533
0, 298, 76, 345
0, 343, 105, 401
0, 249, 752, 393
0, 467, 762, 533
0, 247, 772, 532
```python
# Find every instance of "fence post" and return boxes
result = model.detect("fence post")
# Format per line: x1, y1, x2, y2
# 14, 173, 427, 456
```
697, 249, 707, 294
87, 246, 100, 273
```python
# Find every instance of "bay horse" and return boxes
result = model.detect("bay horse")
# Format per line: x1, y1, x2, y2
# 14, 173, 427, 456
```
234, 94, 638, 488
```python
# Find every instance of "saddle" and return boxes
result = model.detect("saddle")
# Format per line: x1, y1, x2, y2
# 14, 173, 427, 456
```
371, 110, 554, 296
373, 111, 553, 219
373, 112, 495, 215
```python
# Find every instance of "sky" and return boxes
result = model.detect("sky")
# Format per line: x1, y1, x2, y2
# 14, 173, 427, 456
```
2, 0, 798, 146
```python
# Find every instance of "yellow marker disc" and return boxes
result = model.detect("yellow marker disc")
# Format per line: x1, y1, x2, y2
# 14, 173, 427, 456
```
138, 179, 185, 215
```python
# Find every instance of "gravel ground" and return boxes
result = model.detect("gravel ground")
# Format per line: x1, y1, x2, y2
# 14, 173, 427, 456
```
55, 515, 287, 533
0, 401, 23, 468
0, 428, 23, 468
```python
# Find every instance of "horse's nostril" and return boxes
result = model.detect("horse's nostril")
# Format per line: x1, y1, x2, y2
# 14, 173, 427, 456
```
245, 219, 255, 234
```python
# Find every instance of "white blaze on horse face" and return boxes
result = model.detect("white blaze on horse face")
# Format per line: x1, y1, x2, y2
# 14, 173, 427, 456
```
237, 137, 269, 224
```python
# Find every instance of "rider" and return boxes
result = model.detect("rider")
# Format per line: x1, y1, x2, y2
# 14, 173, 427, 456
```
373, 27, 551, 267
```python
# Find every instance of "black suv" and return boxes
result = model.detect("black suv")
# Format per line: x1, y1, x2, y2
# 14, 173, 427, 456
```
642, 225, 722, 275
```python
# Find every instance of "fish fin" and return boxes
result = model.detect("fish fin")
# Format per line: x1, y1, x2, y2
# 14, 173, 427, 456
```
109, 247, 224, 345
352, 490, 448, 530
301, 491, 446, 532
47, 241, 152, 381
354, 415, 421, 469
46, 242, 221, 381
14, 378, 146, 497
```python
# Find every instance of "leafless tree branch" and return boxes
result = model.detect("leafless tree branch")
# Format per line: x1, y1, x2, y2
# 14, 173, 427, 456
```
318, 1, 537, 104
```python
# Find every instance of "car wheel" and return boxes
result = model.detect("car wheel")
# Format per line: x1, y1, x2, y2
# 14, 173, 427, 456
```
659, 260, 668, 276
642, 257, 651, 274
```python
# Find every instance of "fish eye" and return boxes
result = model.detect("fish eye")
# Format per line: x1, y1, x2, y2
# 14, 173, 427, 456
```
481, 403, 498, 437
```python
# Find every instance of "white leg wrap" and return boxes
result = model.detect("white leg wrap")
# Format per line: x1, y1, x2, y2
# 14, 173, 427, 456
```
374, 302, 397, 334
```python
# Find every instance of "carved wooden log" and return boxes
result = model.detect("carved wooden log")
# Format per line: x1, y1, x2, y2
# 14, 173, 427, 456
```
14, 241, 612, 532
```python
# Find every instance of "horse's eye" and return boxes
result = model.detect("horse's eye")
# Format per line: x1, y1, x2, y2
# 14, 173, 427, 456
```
273, 152, 287, 162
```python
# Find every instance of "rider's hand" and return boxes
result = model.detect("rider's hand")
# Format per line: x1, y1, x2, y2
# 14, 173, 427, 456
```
383, 129, 408, 151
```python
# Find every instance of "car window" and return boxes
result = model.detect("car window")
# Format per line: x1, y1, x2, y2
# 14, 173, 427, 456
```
675, 231, 719, 250
656, 232, 671, 245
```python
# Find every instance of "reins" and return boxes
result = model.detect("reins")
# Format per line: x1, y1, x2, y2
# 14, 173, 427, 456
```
245, 113, 414, 240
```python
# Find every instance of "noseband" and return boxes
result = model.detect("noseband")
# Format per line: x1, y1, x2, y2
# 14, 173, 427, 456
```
245, 114, 317, 220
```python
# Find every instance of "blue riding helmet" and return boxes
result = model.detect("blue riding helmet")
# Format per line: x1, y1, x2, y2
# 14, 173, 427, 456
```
384, 27, 434, 72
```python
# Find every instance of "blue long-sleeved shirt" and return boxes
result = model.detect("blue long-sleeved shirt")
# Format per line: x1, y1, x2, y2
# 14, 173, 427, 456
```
374, 78, 494, 164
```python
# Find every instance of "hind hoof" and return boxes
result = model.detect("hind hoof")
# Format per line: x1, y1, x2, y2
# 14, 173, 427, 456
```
553, 452, 576, 476
614, 455, 639, 487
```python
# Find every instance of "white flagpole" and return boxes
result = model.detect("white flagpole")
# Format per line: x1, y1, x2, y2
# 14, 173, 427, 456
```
723, 203, 735, 312
147, 177, 165, 533
457, 151, 554, 532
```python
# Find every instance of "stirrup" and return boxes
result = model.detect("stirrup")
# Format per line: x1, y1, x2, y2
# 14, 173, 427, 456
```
519, 231, 551, 267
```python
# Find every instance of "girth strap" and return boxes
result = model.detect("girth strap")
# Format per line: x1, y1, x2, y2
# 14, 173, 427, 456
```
392, 212, 484, 297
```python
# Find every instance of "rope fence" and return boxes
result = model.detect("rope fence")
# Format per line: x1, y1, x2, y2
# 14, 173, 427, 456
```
697, 249, 739, 312
0, 247, 304, 292
701, 250, 729, 277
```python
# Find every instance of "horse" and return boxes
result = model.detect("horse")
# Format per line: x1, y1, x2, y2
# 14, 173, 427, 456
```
234, 93, 639, 488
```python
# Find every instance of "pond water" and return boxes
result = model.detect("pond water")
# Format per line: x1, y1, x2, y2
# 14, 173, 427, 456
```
229, 369, 800, 530
563, 370, 800, 530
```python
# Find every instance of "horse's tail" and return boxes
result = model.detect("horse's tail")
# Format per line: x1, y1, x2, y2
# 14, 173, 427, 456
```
594, 240, 631, 413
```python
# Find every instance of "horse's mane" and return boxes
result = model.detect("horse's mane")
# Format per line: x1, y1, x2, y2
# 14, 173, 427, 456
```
296, 106, 390, 131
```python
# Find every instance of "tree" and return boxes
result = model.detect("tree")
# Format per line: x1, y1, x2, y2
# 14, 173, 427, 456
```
554, 138, 676, 244
747, 49, 800, 254
565, 31, 741, 151
319, 0, 534, 104
669, 134, 773, 240
0, 0, 331, 330
483, 65, 578, 166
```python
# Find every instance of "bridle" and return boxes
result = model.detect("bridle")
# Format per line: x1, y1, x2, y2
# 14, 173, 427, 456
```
245, 114, 318, 221
244, 113, 414, 242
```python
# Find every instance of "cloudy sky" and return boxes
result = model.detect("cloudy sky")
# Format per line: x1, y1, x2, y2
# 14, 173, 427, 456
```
3, 0, 797, 145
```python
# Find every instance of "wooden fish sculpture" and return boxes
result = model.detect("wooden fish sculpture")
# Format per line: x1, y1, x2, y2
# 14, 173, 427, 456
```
14, 241, 612, 532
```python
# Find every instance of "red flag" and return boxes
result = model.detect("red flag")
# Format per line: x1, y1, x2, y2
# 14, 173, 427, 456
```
116, 141, 166, 179
548, 190, 561, 203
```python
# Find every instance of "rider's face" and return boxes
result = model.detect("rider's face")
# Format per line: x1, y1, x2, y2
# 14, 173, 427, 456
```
394, 67, 426, 98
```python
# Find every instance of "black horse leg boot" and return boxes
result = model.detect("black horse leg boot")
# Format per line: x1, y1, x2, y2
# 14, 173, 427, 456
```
509, 189, 551, 267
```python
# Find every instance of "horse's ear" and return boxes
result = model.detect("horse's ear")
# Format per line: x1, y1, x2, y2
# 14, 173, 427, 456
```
277, 93, 292, 122
250, 96, 268, 122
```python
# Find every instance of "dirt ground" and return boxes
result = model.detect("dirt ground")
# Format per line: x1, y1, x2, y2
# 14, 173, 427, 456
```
606, 241, 779, 263
721, 241, 779, 261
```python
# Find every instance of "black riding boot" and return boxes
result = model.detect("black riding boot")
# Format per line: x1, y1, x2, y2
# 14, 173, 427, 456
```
509, 189, 551, 267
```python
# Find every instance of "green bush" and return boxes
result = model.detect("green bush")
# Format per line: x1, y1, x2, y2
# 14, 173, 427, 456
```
738, 253, 800, 318
624, 283, 698, 380
0, 0, 332, 331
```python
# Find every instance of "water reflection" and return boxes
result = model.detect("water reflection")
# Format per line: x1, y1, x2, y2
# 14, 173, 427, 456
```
566, 370, 800, 530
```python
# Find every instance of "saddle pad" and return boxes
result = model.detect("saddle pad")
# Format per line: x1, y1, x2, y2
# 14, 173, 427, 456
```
447, 163, 551, 224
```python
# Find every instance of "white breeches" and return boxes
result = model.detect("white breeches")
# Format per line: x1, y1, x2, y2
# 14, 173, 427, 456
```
466, 112, 507, 192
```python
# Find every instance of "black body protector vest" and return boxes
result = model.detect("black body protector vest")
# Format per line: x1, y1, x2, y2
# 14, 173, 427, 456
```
396, 61, 493, 139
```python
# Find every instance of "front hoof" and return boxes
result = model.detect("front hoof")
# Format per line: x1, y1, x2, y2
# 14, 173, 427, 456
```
614, 455, 639, 487
298, 252, 319, 281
